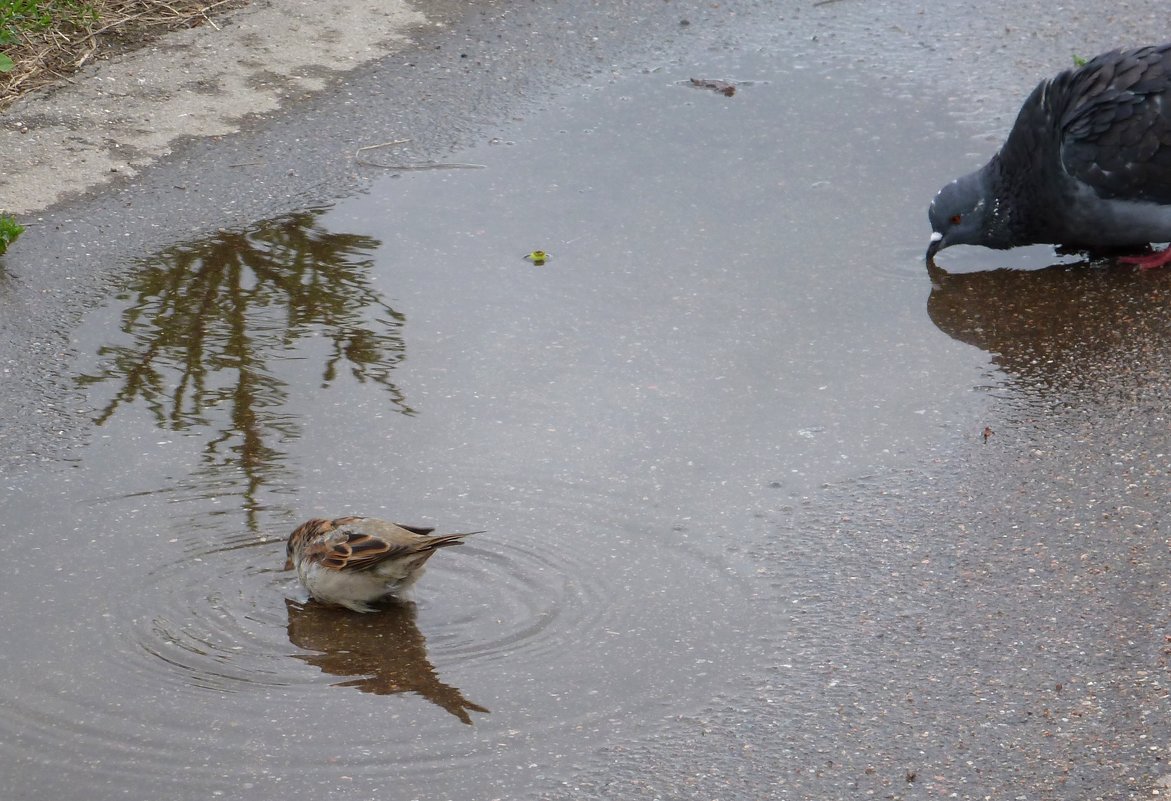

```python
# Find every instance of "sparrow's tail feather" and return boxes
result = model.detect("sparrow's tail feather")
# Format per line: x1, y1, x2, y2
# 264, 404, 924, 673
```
426, 530, 485, 549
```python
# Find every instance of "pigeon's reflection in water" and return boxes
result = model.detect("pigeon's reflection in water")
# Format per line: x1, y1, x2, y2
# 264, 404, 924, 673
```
285, 599, 489, 725
926, 259, 1171, 396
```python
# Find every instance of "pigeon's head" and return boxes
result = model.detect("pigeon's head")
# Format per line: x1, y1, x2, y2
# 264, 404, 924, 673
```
927, 172, 991, 262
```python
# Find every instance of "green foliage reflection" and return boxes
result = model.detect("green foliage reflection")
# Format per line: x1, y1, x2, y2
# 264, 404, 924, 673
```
78, 210, 410, 521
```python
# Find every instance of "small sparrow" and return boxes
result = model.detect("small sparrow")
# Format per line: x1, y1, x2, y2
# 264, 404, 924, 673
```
285, 516, 481, 612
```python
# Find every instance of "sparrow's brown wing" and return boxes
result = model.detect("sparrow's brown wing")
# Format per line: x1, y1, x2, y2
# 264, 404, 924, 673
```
309, 531, 420, 572
297, 516, 479, 572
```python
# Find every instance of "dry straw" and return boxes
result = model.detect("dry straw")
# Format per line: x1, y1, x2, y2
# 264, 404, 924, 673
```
1, 0, 243, 111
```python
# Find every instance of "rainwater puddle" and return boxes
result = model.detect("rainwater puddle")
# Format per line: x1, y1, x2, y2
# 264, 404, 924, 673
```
3, 207, 754, 799
1, 44, 1125, 800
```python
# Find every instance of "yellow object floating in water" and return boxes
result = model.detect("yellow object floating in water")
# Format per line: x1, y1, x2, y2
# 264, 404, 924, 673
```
524, 250, 550, 266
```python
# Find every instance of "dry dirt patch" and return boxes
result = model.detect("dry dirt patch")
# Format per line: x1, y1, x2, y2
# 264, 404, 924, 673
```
0, 0, 432, 214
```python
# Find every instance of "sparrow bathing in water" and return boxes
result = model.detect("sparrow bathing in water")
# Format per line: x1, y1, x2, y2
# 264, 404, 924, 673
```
285, 516, 481, 612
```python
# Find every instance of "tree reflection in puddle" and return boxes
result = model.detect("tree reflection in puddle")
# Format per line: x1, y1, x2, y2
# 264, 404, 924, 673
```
77, 210, 411, 525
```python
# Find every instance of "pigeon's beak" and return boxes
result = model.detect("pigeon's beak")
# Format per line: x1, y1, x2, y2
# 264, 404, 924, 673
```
925, 231, 943, 264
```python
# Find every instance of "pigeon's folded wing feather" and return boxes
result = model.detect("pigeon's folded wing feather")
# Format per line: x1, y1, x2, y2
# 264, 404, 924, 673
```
1059, 45, 1171, 203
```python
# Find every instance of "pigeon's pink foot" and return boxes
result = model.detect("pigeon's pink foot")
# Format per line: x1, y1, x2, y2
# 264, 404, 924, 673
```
1118, 247, 1171, 270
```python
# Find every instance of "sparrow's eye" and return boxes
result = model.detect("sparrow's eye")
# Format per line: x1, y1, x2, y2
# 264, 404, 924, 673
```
950, 214, 962, 225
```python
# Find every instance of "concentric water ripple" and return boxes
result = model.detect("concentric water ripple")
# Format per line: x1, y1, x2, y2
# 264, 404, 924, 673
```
0, 479, 751, 800
121, 523, 614, 691
122, 538, 295, 693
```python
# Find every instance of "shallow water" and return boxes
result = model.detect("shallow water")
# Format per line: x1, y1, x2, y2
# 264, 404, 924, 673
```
7, 38, 1164, 801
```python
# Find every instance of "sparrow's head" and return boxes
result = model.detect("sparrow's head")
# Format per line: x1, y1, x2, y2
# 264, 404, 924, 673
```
285, 518, 333, 570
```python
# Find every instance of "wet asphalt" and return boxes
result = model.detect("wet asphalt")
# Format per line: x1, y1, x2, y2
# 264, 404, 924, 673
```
1, 1, 1170, 799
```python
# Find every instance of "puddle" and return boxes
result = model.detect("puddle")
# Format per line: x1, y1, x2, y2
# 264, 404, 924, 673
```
6, 38, 1167, 801
2, 49, 978, 801
3, 204, 751, 798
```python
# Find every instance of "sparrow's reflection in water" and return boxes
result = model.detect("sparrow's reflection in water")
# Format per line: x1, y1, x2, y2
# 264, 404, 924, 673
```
285, 599, 489, 725
926, 259, 1171, 394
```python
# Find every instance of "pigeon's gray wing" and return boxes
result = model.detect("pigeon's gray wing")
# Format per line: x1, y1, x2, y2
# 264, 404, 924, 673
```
1058, 44, 1171, 203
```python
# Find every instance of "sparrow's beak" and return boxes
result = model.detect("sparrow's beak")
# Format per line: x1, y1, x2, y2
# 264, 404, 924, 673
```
283, 556, 294, 571
926, 231, 943, 264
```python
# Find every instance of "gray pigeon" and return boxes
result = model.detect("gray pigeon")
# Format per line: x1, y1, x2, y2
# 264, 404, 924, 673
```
927, 43, 1171, 268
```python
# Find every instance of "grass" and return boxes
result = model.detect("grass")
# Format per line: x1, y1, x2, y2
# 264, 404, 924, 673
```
0, 214, 23, 254
0, 0, 244, 111
0, 1, 97, 71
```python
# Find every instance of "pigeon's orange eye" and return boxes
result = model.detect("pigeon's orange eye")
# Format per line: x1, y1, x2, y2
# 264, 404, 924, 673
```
950, 214, 962, 225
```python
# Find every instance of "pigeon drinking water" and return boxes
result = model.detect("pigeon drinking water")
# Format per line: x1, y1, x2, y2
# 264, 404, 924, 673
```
927, 43, 1171, 268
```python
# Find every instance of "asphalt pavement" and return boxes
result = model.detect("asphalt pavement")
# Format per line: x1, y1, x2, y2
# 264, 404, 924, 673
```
2, 2, 1170, 798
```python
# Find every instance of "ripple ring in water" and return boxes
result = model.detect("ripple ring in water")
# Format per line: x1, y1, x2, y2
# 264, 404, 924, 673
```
0, 492, 751, 799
